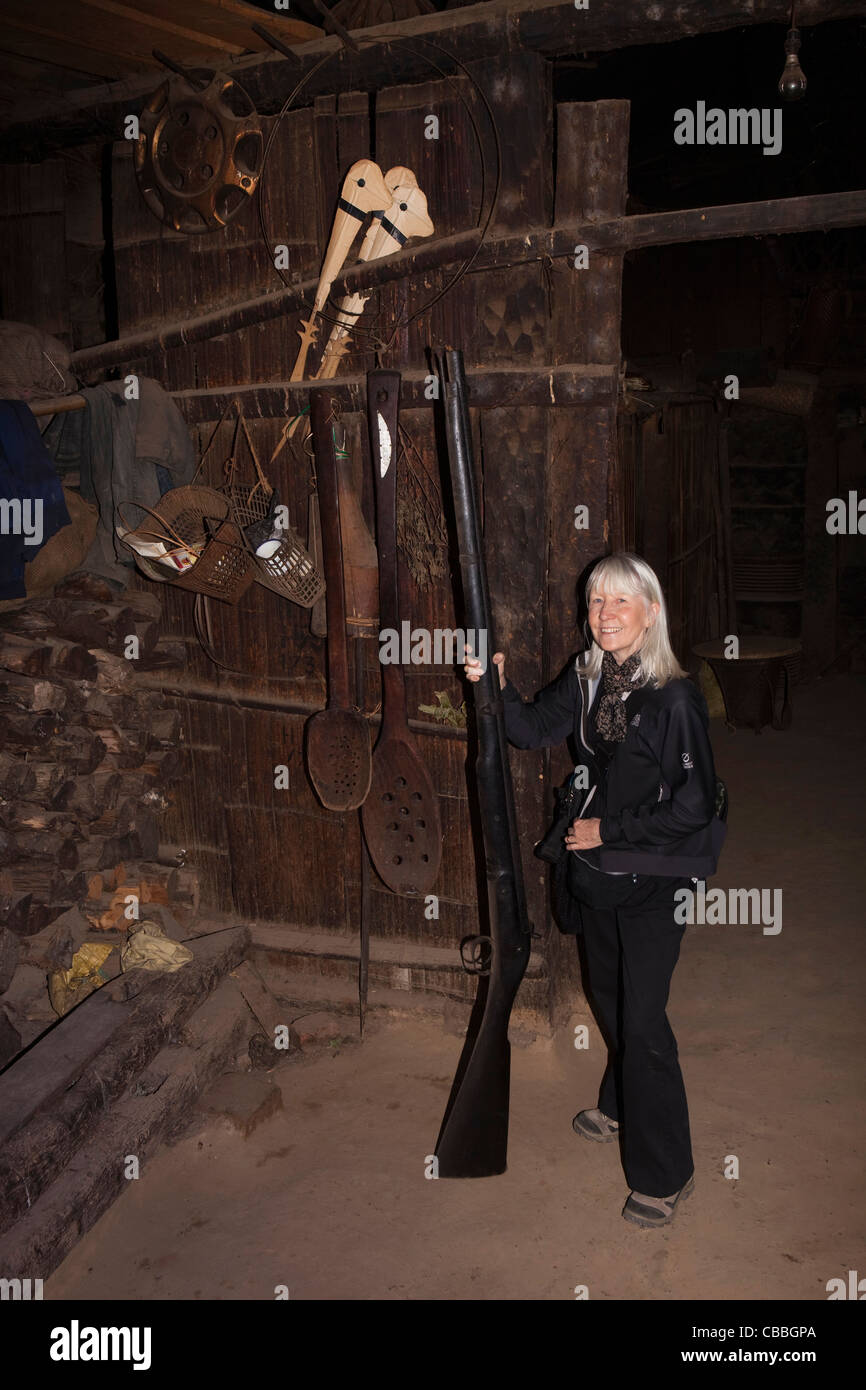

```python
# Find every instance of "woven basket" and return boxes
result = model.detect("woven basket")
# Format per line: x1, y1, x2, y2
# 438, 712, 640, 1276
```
219, 413, 325, 608
118, 485, 254, 605
254, 529, 324, 606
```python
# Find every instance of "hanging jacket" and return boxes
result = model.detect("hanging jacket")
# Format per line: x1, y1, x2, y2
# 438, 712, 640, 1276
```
502, 653, 725, 879
0, 400, 70, 599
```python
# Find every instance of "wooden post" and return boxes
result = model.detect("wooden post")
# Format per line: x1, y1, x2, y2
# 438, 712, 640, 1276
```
546, 99, 630, 657
543, 100, 630, 1024
803, 393, 837, 670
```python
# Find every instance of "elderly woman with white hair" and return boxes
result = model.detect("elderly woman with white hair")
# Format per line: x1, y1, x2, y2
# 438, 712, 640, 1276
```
465, 551, 724, 1229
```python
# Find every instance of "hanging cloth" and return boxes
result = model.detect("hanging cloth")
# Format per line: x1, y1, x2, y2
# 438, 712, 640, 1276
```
0, 400, 70, 598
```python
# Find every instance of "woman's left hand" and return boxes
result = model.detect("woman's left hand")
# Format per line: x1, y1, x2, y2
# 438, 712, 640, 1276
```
565, 817, 603, 850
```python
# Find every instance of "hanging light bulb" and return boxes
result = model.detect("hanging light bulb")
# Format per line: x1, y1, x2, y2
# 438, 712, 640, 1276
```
778, 4, 807, 101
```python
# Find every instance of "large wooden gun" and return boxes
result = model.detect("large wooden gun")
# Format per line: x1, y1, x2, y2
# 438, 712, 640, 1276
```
434, 348, 532, 1178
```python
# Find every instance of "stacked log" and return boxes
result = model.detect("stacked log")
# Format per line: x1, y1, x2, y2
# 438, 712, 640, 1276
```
0, 583, 198, 1066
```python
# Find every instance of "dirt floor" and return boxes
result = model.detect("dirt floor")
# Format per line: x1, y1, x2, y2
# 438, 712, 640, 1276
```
46, 673, 865, 1301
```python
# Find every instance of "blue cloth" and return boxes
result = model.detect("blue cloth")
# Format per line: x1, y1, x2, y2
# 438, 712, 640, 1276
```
0, 400, 71, 598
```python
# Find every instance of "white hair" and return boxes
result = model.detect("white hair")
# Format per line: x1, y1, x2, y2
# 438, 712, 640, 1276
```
580, 552, 688, 687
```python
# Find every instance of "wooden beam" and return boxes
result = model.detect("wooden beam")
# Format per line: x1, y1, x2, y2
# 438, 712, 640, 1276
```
28, 395, 86, 416
69, 189, 866, 373
30, 368, 617, 418
0, 27, 141, 80
1, 12, 152, 69
75, 0, 245, 55
134, 674, 468, 739
167, 365, 618, 418
3, 0, 861, 157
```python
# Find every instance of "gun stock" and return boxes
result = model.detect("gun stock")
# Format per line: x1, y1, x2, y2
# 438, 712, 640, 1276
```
434, 348, 532, 1178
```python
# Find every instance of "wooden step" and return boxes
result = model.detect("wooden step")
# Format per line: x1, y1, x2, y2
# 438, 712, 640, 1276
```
247, 921, 550, 1028
0, 922, 249, 1235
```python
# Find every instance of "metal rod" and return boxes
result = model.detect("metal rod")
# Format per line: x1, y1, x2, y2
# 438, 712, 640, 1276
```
151, 49, 209, 91
311, 0, 361, 53
251, 23, 303, 65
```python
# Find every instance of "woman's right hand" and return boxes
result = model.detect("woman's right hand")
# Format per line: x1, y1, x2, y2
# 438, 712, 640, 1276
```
464, 648, 506, 689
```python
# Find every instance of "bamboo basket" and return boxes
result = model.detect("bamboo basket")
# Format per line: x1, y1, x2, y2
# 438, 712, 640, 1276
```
118, 485, 254, 605
221, 413, 325, 608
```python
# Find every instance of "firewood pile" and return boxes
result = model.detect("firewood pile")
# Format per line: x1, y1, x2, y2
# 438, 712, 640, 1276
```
0, 578, 196, 1068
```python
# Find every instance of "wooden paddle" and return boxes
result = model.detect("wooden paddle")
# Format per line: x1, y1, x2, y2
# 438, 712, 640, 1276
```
361, 370, 441, 896
290, 159, 391, 383
304, 390, 372, 811
333, 419, 378, 636
316, 174, 434, 380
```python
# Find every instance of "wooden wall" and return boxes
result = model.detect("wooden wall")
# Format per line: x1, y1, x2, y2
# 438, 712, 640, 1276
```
7, 66, 626, 1028
618, 400, 725, 668
0, 151, 105, 351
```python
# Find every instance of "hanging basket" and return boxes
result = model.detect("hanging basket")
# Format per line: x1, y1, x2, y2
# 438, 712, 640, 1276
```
222, 415, 274, 528
218, 411, 325, 608
118, 485, 254, 605
254, 528, 325, 607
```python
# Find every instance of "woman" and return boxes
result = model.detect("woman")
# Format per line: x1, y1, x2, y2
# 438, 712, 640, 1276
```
464, 552, 724, 1229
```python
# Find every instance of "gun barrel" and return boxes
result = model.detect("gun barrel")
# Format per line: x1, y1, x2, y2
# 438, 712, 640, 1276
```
434, 348, 532, 1178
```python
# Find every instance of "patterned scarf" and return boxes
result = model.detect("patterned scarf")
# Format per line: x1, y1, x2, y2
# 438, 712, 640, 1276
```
594, 650, 643, 743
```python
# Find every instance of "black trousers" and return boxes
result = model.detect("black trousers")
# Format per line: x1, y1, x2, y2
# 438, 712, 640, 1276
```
573, 867, 694, 1198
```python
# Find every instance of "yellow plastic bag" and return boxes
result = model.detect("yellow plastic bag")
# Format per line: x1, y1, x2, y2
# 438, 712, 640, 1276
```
49, 941, 116, 1017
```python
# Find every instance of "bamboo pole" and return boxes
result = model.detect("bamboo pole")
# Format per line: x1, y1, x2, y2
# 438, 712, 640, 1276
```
27, 395, 86, 416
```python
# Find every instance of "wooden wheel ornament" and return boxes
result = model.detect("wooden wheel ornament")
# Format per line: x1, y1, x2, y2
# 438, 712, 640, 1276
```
134, 72, 264, 234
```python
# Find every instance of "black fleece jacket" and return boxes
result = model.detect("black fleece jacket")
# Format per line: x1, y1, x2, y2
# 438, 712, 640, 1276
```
502, 655, 724, 878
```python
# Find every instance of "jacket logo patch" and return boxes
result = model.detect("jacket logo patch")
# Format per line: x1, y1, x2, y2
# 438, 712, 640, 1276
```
681, 751, 695, 769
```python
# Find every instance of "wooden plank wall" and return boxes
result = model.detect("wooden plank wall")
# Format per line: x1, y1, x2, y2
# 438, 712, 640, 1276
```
0, 161, 71, 344
617, 401, 726, 670
6, 69, 631, 1025
0, 151, 106, 352
97, 55, 570, 1017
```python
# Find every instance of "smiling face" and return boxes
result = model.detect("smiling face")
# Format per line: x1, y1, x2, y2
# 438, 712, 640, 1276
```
588, 588, 660, 665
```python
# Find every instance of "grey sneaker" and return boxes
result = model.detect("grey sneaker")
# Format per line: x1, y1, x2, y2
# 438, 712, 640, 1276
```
623, 1174, 695, 1228
572, 1108, 620, 1142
